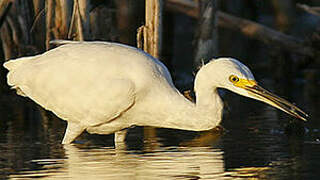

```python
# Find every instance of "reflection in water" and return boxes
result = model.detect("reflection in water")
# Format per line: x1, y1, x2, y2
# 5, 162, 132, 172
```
1, 79, 320, 179
9, 144, 274, 180
10, 145, 226, 179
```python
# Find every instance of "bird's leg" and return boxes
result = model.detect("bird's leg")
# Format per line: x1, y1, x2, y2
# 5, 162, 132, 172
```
62, 122, 85, 144
115, 129, 127, 142
86, 120, 129, 147
114, 129, 127, 148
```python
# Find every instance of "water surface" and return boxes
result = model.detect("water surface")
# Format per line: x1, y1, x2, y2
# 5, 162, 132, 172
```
0, 81, 319, 179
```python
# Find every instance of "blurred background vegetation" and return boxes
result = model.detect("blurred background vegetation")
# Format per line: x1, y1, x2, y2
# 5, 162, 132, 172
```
0, 0, 319, 92
0, 0, 319, 126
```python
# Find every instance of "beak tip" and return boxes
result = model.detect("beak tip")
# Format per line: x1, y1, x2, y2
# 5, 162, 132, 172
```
245, 84, 309, 122
299, 114, 308, 121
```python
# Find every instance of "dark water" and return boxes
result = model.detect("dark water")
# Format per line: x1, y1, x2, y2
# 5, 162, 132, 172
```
0, 80, 319, 179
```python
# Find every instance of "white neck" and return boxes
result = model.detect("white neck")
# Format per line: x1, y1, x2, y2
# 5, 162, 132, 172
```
142, 79, 223, 131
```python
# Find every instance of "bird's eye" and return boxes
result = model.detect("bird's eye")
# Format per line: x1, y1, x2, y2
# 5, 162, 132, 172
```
229, 75, 239, 83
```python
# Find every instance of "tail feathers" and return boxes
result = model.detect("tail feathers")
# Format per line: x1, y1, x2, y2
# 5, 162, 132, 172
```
3, 56, 37, 90
3, 56, 35, 71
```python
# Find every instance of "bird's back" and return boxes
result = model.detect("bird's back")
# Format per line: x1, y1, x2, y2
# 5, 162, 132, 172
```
3, 41, 174, 125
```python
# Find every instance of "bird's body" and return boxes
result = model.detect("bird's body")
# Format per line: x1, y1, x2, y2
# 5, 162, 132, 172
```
3, 41, 307, 144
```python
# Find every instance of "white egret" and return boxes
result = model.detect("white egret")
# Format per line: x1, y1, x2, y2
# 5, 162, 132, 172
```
3, 41, 307, 144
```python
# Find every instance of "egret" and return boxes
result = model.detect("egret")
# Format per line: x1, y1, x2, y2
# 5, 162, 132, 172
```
3, 41, 307, 144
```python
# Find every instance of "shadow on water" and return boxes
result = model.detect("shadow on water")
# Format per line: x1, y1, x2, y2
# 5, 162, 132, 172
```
0, 78, 319, 179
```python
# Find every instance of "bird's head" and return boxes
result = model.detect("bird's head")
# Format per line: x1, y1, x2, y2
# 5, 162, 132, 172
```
195, 57, 308, 121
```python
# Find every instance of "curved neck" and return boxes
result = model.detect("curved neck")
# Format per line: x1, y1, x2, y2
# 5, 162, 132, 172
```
136, 65, 224, 131
143, 85, 223, 132
193, 66, 224, 129
196, 86, 221, 108
194, 86, 224, 129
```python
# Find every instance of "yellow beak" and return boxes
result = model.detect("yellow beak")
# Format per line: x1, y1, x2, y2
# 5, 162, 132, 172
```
236, 80, 308, 121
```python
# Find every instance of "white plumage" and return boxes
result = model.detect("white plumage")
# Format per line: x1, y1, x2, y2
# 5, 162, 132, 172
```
3, 41, 307, 144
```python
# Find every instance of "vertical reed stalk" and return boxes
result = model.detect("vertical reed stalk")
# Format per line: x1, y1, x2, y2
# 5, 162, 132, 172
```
138, 0, 163, 58
137, 0, 163, 148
